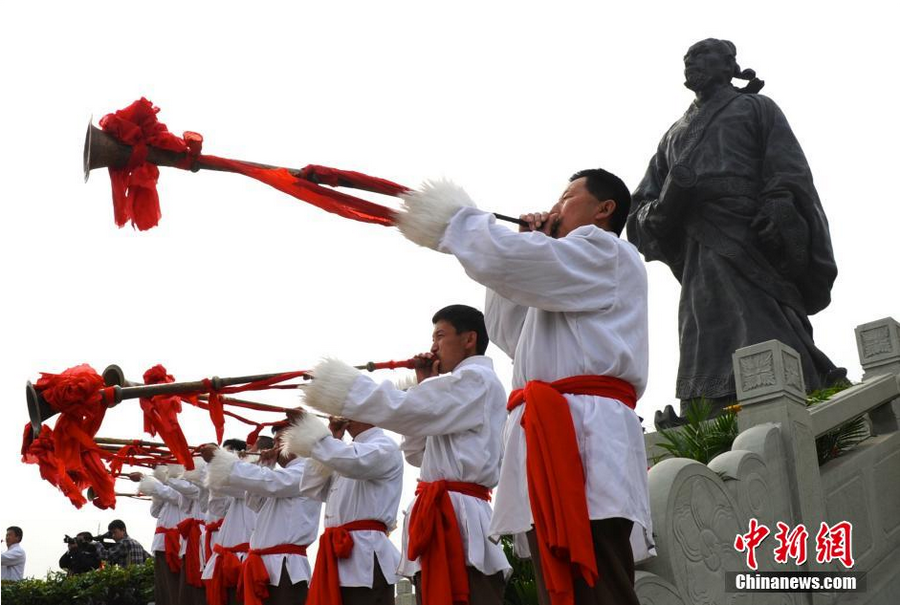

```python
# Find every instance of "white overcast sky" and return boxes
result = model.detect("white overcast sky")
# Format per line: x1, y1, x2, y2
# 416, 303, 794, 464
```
2, 0, 897, 578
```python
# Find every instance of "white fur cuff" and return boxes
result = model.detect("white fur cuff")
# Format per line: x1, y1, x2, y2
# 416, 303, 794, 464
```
206, 448, 239, 490
283, 415, 331, 458
397, 179, 475, 250
393, 372, 419, 391
305, 458, 334, 479
182, 459, 207, 486
152, 465, 169, 483
303, 358, 361, 417
166, 464, 185, 480
139, 476, 161, 496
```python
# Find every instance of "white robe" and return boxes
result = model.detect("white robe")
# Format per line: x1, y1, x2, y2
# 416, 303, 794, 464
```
221, 457, 321, 585
342, 355, 512, 577
298, 427, 403, 587
1, 543, 25, 581
149, 483, 187, 553
168, 477, 206, 563
201, 485, 257, 580
440, 207, 656, 562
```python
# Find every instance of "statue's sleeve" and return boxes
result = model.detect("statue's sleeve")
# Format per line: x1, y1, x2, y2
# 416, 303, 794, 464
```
626, 138, 685, 278
757, 97, 837, 313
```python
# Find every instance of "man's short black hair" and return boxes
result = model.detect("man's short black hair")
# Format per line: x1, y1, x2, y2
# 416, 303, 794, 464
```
77, 531, 94, 541
569, 168, 631, 235
255, 436, 275, 450
432, 305, 489, 355
222, 438, 247, 452
108, 520, 126, 533
7, 526, 22, 540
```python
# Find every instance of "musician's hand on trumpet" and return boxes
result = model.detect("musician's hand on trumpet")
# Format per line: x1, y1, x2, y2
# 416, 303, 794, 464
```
519, 208, 561, 237
328, 416, 349, 440
413, 352, 440, 383
198, 444, 219, 464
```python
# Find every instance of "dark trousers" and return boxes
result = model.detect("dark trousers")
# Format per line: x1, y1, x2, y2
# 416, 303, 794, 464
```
340, 559, 394, 605
527, 518, 640, 605
153, 554, 180, 605
413, 566, 506, 605
266, 560, 309, 605
178, 557, 207, 605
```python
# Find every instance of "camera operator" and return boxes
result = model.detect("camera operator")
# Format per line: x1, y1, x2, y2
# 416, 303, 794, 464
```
59, 531, 102, 575
104, 520, 150, 567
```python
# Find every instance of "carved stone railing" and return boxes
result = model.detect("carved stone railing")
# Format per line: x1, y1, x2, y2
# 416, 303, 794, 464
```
636, 317, 900, 605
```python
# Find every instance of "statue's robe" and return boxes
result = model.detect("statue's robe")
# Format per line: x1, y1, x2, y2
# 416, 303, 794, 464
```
627, 86, 839, 401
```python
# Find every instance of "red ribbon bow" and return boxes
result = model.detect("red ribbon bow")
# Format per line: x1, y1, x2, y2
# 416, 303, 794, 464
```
408, 481, 491, 605
307, 520, 388, 605
507, 375, 636, 605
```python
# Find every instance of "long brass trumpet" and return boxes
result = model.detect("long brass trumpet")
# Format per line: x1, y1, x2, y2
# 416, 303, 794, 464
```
86, 487, 150, 501
27, 359, 417, 435
83, 119, 528, 227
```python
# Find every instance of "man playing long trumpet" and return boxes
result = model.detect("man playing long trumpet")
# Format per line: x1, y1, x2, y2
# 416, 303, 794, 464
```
202, 438, 258, 605
283, 415, 403, 605
135, 463, 188, 605
301, 304, 511, 605
171, 456, 210, 605
202, 421, 322, 605
390, 170, 655, 605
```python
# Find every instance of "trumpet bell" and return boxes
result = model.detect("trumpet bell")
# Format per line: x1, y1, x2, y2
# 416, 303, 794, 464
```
26, 381, 57, 437
83, 122, 133, 180
102, 364, 128, 387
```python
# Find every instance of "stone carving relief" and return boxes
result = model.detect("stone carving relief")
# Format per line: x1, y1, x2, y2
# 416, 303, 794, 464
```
739, 352, 776, 392
782, 352, 803, 393
860, 326, 892, 358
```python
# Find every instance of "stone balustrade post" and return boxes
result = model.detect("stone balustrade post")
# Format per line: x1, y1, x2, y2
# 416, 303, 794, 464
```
732, 340, 826, 543
394, 578, 414, 605
856, 317, 900, 434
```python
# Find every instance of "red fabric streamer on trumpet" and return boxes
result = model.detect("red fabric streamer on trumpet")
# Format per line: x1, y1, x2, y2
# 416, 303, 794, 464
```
32, 365, 117, 509
21, 423, 89, 508
140, 365, 195, 469
98, 98, 407, 230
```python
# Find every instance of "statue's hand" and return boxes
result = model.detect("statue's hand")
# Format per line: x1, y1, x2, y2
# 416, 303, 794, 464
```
752, 196, 809, 278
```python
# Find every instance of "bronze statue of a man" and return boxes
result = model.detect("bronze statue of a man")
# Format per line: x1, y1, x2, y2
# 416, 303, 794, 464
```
627, 39, 844, 421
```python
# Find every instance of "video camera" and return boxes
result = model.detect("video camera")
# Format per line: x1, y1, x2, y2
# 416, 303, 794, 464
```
63, 533, 107, 546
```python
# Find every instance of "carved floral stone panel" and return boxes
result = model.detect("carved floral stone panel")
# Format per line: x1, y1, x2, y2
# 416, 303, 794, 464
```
740, 352, 777, 392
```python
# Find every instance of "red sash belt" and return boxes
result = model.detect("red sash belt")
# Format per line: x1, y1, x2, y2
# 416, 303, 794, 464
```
205, 542, 250, 605
308, 520, 388, 605
507, 375, 636, 605
408, 480, 492, 605
155, 526, 182, 573
238, 543, 309, 605
177, 518, 204, 587
204, 518, 224, 561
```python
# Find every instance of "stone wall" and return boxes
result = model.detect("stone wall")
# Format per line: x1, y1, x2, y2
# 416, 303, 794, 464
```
636, 318, 900, 605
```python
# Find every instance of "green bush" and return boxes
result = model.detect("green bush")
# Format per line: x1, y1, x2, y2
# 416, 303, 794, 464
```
501, 535, 539, 605
1, 559, 154, 605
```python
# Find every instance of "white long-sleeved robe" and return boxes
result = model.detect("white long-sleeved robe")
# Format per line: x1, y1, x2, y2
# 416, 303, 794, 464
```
299, 427, 403, 587
440, 206, 655, 562
1, 543, 26, 581
218, 457, 321, 585
341, 355, 511, 577
201, 484, 257, 581
150, 483, 187, 553
168, 477, 207, 565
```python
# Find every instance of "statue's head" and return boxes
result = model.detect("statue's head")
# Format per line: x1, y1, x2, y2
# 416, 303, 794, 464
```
683, 38, 738, 94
